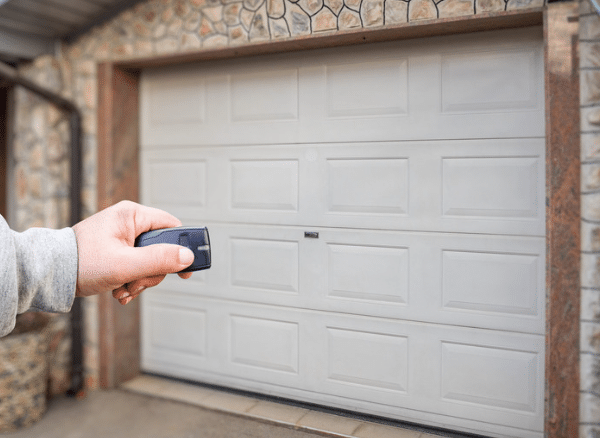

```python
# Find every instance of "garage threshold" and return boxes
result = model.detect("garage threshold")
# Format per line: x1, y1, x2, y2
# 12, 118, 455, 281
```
121, 374, 485, 438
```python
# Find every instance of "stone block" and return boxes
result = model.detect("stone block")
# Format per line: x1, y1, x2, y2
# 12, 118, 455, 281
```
582, 107, 600, 134
224, 3, 243, 24
476, 0, 504, 12
28, 144, 44, 170
269, 17, 290, 38
244, 0, 265, 11
581, 13, 600, 40
361, 0, 384, 26
583, 162, 600, 192
250, 5, 270, 40
582, 220, 600, 252
581, 351, 600, 394
174, 0, 190, 16
313, 7, 337, 31
581, 70, 600, 106
385, 0, 408, 24
184, 11, 202, 31
203, 34, 229, 48
204, 6, 224, 22
582, 320, 600, 354
505, 0, 543, 9
582, 251, 600, 288
156, 37, 179, 54
229, 24, 249, 44
285, 3, 312, 35
181, 32, 202, 50
298, 0, 324, 15
583, 192, 600, 222
582, 288, 600, 321
135, 40, 154, 56
168, 17, 183, 36
345, 0, 361, 11
408, 0, 437, 21
581, 42, 600, 70
438, 0, 474, 17
200, 17, 216, 37
338, 6, 361, 29
581, 391, 600, 423
325, 0, 344, 14
240, 8, 254, 31
580, 425, 600, 438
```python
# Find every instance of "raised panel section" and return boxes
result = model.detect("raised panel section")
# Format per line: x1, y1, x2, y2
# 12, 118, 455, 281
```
441, 49, 538, 113
442, 251, 539, 315
441, 342, 538, 412
231, 160, 298, 211
230, 315, 299, 373
149, 305, 207, 356
442, 157, 539, 218
230, 69, 298, 122
326, 60, 408, 117
328, 244, 408, 304
149, 160, 206, 206
327, 328, 408, 391
327, 158, 408, 214
230, 238, 299, 293
149, 74, 205, 124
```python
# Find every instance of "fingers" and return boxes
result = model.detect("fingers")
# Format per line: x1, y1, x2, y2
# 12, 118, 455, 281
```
178, 272, 193, 280
117, 201, 183, 238
115, 244, 194, 283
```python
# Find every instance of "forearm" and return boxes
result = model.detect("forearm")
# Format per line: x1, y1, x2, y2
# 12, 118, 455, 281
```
0, 216, 78, 336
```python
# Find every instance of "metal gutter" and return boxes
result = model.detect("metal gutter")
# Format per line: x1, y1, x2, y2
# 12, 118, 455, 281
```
0, 61, 84, 397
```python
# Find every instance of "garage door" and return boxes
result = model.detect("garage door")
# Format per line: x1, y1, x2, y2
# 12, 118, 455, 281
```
140, 27, 545, 438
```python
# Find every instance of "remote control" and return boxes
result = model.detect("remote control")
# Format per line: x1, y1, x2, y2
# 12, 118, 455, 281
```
134, 227, 211, 273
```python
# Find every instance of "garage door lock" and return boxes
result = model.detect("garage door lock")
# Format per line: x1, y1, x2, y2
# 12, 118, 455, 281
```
304, 231, 319, 239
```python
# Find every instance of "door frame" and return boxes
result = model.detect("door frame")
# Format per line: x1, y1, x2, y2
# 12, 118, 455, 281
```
96, 7, 580, 437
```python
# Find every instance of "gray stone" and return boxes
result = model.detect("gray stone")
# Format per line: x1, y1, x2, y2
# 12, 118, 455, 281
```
505, 0, 543, 9
203, 34, 229, 48
583, 192, 600, 222
181, 32, 202, 50
385, 0, 408, 24
475, 0, 504, 12
229, 25, 249, 44
244, 0, 265, 11
241, 8, 255, 31
580, 425, 600, 438
155, 37, 179, 54
582, 220, 600, 253
582, 107, 600, 133
250, 5, 270, 40
269, 17, 290, 38
581, 42, 600, 70
285, 3, 311, 35
582, 70, 600, 106
361, 0, 383, 26
582, 252, 600, 289
580, 14, 600, 40
581, 391, 600, 423
582, 288, 600, 322
344, 0, 361, 11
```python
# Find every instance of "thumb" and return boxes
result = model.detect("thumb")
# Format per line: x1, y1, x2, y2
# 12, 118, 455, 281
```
120, 244, 195, 280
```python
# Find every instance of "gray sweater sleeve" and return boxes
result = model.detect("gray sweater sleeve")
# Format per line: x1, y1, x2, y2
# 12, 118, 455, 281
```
0, 215, 78, 337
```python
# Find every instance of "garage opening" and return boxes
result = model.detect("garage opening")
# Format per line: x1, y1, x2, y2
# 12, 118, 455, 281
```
139, 27, 545, 438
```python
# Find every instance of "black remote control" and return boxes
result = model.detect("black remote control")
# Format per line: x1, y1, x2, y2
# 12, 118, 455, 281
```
134, 227, 211, 273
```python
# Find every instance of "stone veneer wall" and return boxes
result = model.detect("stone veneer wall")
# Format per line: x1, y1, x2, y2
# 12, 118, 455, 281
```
10, 0, 545, 391
580, 1, 600, 436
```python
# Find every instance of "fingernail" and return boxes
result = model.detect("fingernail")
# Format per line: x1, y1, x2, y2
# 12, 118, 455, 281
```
135, 286, 146, 294
120, 292, 130, 299
179, 247, 194, 265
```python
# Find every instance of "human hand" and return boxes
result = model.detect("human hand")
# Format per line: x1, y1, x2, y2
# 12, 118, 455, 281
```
72, 201, 194, 305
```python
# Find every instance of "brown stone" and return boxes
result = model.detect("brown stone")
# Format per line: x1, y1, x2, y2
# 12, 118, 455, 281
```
190, 0, 206, 6
204, 6, 224, 21
83, 78, 97, 109
154, 23, 167, 38
285, 3, 311, 35
229, 25, 249, 44
268, 0, 285, 18
324, 0, 344, 15
361, 0, 383, 26
133, 20, 151, 37
112, 43, 134, 57
145, 10, 157, 22
408, 0, 437, 20
269, 17, 290, 38
475, 0, 504, 13
313, 7, 337, 31
344, 0, 361, 11
214, 20, 227, 34
29, 173, 42, 199
200, 17, 216, 36
184, 11, 202, 31
437, 0, 473, 18
161, 8, 174, 22
505, 0, 543, 9
95, 41, 110, 59
224, 3, 242, 25
181, 32, 202, 50
168, 17, 183, 36
135, 40, 154, 56
385, 0, 408, 24
298, 0, 323, 15
338, 6, 360, 28
174, 0, 190, 16
29, 144, 44, 170
76, 60, 96, 76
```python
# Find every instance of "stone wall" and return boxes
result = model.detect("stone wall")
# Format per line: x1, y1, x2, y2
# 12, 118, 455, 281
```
580, 1, 600, 436
10, 0, 546, 393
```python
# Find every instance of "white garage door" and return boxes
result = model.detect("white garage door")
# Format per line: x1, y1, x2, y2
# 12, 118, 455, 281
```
140, 27, 545, 438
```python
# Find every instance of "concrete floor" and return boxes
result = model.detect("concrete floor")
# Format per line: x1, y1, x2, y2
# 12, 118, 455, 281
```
2, 390, 327, 438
